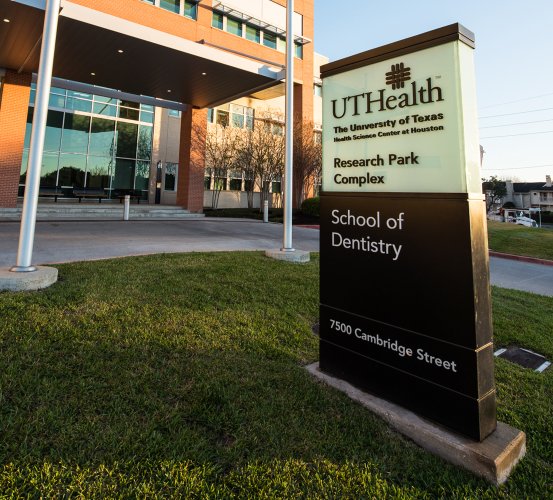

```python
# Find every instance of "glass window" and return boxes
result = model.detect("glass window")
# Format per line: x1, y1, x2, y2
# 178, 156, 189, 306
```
24, 108, 33, 149
207, 108, 214, 123
232, 113, 244, 128
272, 123, 284, 136
58, 153, 86, 188
204, 175, 212, 190
226, 17, 242, 37
184, 1, 197, 19
140, 111, 154, 124
246, 25, 260, 43
214, 177, 227, 191
93, 101, 117, 117
94, 95, 117, 105
116, 122, 139, 158
263, 32, 277, 49
229, 178, 242, 191
49, 92, 66, 108
277, 37, 286, 53
160, 0, 179, 14
39, 152, 60, 187
112, 158, 135, 190
137, 125, 153, 160
61, 114, 91, 154
295, 42, 303, 59
121, 100, 140, 109
168, 109, 182, 118
44, 111, 63, 153
119, 106, 140, 121
68, 90, 92, 100
86, 156, 112, 189
135, 160, 150, 191
272, 181, 281, 193
212, 12, 223, 29
23, 108, 64, 152
216, 110, 229, 128
229, 171, 242, 191
164, 162, 177, 191
89, 117, 115, 157
66, 97, 92, 113
314, 84, 322, 97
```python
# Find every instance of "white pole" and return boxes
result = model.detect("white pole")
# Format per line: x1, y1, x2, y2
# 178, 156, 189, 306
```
123, 195, 130, 221
11, 0, 62, 272
263, 199, 269, 223
282, 0, 294, 251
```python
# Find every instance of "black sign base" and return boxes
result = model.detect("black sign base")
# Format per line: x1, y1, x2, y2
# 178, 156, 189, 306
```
320, 192, 496, 441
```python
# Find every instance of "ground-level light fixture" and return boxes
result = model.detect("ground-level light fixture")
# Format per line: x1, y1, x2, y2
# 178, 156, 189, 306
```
118, 49, 124, 53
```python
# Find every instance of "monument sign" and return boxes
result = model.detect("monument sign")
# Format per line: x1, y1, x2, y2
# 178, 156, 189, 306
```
319, 24, 496, 441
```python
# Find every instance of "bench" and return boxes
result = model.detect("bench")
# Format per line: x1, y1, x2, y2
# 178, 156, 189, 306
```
114, 189, 144, 204
39, 186, 65, 202
73, 188, 108, 203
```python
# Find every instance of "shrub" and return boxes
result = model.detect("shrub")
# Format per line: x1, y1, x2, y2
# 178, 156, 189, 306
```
301, 197, 320, 217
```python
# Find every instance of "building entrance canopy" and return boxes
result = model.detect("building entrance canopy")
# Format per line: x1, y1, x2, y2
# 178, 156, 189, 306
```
0, 0, 284, 108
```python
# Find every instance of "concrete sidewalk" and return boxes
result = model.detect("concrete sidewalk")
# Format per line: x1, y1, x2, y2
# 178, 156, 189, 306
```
1, 218, 551, 297
0, 218, 319, 267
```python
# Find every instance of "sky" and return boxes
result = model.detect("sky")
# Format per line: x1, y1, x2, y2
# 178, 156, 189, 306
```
314, 0, 553, 183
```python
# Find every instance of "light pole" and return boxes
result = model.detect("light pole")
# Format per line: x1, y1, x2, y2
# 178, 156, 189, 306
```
282, 0, 294, 251
11, 0, 62, 272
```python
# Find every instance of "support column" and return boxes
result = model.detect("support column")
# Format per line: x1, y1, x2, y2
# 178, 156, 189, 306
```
176, 107, 207, 212
0, 71, 32, 208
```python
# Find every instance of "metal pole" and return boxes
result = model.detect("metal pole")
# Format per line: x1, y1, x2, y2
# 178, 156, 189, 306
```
11, 0, 62, 272
263, 199, 269, 223
282, 0, 294, 251
123, 195, 130, 221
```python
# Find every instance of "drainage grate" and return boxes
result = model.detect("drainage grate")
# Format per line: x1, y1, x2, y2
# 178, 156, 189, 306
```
494, 346, 551, 372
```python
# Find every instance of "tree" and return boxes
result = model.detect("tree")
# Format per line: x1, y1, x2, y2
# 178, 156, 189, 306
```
482, 176, 507, 213
234, 115, 285, 211
293, 120, 322, 208
203, 123, 239, 209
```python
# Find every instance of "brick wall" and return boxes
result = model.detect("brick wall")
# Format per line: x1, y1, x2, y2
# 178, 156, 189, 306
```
177, 107, 207, 212
0, 71, 31, 208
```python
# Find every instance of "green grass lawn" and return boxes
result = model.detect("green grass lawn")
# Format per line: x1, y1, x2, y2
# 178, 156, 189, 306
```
0, 253, 551, 498
487, 221, 553, 260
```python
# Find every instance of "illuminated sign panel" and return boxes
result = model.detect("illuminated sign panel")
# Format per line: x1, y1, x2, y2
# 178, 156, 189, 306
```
322, 41, 481, 194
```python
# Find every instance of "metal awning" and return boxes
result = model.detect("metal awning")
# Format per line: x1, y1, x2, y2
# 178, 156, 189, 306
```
0, 0, 284, 108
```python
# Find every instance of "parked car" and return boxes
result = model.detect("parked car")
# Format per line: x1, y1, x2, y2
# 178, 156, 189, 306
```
515, 216, 537, 228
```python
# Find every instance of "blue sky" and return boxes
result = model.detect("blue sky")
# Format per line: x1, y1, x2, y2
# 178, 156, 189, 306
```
314, 0, 553, 182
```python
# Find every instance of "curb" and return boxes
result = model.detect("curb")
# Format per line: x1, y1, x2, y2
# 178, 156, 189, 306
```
489, 251, 553, 267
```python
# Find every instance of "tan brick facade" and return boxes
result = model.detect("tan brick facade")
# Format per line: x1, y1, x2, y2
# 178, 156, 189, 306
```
0, 71, 31, 208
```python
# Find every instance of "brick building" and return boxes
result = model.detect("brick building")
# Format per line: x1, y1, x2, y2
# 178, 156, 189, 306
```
0, 0, 316, 211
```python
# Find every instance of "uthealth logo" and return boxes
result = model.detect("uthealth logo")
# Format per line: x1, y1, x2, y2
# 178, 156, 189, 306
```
330, 62, 444, 119
385, 62, 411, 89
